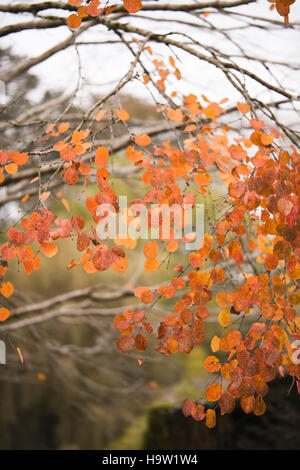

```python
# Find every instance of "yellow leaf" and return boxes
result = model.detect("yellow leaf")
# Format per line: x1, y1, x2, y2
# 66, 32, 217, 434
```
211, 336, 220, 353
218, 309, 231, 327
205, 409, 216, 429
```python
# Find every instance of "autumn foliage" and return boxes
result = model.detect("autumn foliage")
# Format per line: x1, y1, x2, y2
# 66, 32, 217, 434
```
1, 1, 300, 431
65, 0, 297, 27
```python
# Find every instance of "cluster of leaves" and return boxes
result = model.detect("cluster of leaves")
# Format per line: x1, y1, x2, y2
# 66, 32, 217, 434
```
0, 151, 29, 181
67, 0, 142, 28
1, 40, 299, 430
66, 0, 297, 28
111, 104, 300, 427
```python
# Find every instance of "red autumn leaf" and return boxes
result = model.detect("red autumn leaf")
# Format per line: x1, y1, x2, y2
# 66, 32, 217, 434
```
181, 398, 196, 417
135, 333, 147, 351
64, 167, 79, 185
219, 393, 235, 415
77, 232, 90, 252
273, 240, 291, 260
114, 312, 132, 331
117, 335, 135, 353
191, 404, 206, 421
93, 248, 113, 271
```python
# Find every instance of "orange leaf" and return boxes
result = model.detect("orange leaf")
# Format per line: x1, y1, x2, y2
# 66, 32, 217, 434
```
211, 336, 220, 353
95, 146, 109, 167
5, 162, 18, 174
191, 404, 206, 421
144, 259, 160, 272
250, 119, 264, 130
211, 267, 226, 284
166, 240, 179, 252
0, 281, 14, 298
135, 333, 147, 351
218, 309, 231, 327
273, 240, 291, 260
248, 238, 256, 251
40, 191, 50, 201
123, 0, 142, 13
169, 56, 175, 67
17, 347, 24, 364
206, 383, 223, 401
53, 141, 67, 151
241, 395, 255, 414
135, 286, 153, 304
95, 109, 107, 121
0, 307, 10, 321
0, 266, 7, 276
204, 355, 221, 373
67, 13, 82, 28
194, 172, 211, 186
116, 109, 130, 121
166, 337, 179, 353
64, 167, 79, 185
114, 312, 132, 331
46, 123, 56, 134
167, 108, 183, 122
126, 145, 144, 163
12, 152, 29, 165
205, 409, 216, 429
261, 133, 274, 146
254, 395, 266, 416
61, 198, 70, 212
86, 0, 102, 16
58, 122, 70, 133
67, 259, 79, 270
181, 398, 196, 417
135, 134, 151, 146
237, 102, 250, 114
117, 335, 135, 353
40, 242, 58, 258
111, 257, 128, 273
144, 241, 158, 259
189, 252, 203, 268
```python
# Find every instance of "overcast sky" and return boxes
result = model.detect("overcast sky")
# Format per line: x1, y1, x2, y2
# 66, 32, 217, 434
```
1, 0, 300, 123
